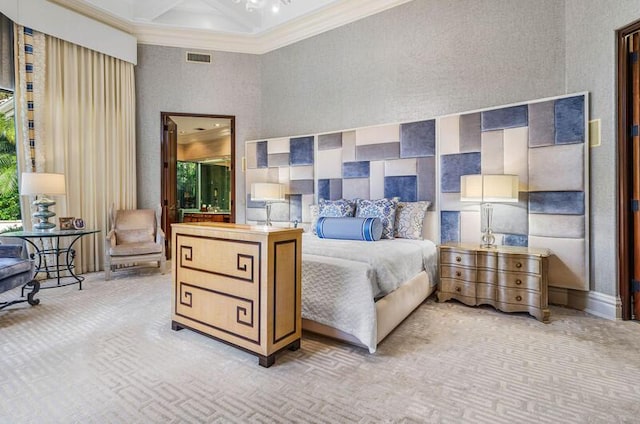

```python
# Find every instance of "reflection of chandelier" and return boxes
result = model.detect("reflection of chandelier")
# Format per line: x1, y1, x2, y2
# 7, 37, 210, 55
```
233, 0, 292, 13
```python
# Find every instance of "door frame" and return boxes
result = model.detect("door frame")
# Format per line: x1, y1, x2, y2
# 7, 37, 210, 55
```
160, 111, 236, 259
617, 18, 640, 320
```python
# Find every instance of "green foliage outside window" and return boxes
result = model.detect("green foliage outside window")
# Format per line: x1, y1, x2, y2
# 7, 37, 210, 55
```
0, 100, 20, 221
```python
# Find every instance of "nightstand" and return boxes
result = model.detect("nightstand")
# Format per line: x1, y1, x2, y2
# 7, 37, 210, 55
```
438, 243, 551, 323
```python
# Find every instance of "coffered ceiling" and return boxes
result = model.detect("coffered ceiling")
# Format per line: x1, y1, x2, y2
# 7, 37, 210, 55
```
48, 0, 413, 53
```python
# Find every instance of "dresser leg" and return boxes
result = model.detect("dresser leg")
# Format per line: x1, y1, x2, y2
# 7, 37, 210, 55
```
259, 354, 275, 368
171, 320, 184, 331
288, 339, 301, 351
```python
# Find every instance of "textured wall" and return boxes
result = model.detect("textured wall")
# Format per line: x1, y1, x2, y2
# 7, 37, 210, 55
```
565, 0, 640, 296
135, 45, 262, 222
260, 0, 566, 138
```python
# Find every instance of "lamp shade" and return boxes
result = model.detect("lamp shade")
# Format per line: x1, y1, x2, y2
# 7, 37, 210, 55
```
251, 183, 285, 202
460, 174, 519, 203
21, 172, 66, 196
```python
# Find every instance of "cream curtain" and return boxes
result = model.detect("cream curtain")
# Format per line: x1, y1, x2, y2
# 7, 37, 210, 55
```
13, 25, 137, 273
43, 36, 137, 272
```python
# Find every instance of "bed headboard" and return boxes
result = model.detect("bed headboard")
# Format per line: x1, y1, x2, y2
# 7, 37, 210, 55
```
245, 119, 438, 240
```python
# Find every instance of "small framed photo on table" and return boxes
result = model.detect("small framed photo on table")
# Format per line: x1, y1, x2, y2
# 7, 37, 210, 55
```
59, 217, 75, 230
73, 218, 85, 229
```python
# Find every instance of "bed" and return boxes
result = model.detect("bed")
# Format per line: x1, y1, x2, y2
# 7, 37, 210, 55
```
300, 233, 438, 353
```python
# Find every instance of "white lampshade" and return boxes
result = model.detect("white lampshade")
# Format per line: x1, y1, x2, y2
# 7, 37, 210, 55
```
251, 183, 285, 202
21, 172, 66, 196
460, 174, 519, 203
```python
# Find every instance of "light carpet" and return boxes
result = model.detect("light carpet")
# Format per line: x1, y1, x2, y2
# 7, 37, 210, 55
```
1, 269, 639, 423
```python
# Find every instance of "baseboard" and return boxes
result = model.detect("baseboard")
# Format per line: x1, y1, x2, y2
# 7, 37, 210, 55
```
548, 287, 622, 320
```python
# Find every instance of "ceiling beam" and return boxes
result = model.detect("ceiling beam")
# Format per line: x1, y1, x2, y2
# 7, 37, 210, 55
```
133, 0, 183, 22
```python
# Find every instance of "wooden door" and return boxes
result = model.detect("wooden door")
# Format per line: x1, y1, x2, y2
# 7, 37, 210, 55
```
162, 115, 178, 259
618, 21, 640, 320
160, 112, 237, 261
631, 32, 640, 319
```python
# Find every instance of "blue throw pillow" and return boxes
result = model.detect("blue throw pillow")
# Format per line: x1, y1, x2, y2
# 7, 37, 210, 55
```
315, 217, 383, 241
355, 198, 398, 239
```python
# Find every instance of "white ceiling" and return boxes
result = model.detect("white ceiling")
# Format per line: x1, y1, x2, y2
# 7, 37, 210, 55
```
49, 0, 414, 53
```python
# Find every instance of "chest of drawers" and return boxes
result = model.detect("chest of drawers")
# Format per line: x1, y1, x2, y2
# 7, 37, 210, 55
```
438, 243, 551, 323
171, 223, 303, 367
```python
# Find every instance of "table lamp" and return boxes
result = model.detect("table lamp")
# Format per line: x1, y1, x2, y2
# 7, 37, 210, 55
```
251, 183, 285, 226
460, 174, 519, 248
21, 172, 66, 230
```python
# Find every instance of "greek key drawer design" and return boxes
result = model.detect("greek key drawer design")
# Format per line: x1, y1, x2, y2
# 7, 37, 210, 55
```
438, 243, 551, 323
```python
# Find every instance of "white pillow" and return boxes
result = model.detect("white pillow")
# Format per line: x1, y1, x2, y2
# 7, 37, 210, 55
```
394, 201, 430, 239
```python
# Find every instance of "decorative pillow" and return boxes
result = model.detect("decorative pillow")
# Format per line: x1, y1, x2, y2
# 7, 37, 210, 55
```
309, 204, 319, 234
116, 228, 154, 245
316, 217, 382, 241
318, 199, 356, 218
394, 201, 431, 239
355, 198, 398, 239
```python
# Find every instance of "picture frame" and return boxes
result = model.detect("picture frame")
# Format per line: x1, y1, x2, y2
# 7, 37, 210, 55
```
59, 217, 75, 230
73, 218, 86, 230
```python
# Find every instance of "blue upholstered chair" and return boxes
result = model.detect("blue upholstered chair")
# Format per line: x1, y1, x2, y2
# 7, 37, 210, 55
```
0, 244, 40, 310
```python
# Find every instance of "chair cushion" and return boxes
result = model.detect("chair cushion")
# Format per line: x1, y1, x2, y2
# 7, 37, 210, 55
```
0, 245, 23, 258
116, 228, 154, 244
109, 242, 163, 257
0, 257, 32, 280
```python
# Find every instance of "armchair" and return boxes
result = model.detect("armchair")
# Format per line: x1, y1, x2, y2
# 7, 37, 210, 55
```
0, 244, 40, 310
104, 204, 166, 280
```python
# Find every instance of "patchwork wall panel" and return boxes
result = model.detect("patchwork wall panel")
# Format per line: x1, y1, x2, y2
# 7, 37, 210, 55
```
438, 93, 589, 291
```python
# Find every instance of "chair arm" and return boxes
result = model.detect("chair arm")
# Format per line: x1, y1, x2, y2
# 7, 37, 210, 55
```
105, 230, 116, 248
156, 227, 166, 244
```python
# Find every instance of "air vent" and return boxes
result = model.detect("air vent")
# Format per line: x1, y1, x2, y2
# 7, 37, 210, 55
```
186, 52, 212, 64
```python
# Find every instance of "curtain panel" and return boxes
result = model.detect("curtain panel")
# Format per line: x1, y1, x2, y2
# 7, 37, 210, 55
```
13, 25, 137, 273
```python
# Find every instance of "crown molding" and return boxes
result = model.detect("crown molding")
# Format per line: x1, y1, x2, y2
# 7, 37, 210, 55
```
56, 0, 413, 55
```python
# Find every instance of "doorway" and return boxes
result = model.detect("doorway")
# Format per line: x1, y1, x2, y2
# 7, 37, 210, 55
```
617, 19, 640, 320
161, 112, 236, 259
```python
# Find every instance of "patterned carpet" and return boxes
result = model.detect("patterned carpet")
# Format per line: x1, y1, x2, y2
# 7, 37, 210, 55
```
1, 268, 639, 423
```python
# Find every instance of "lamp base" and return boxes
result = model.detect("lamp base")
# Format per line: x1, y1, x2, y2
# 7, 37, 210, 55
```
32, 199, 57, 231
265, 202, 273, 226
480, 229, 496, 248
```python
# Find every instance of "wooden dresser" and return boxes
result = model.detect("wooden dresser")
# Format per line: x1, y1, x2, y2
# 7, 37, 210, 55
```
438, 243, 551, 323
171, 223, 303, 367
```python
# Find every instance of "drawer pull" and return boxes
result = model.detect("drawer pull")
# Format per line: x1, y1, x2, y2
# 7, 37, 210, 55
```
455, 271, 462, 277
515, 295, 522, 302
455, 256, 462, 262
515, 279, 522, 285
455, 287, 462, 293
515, 262, 522, 269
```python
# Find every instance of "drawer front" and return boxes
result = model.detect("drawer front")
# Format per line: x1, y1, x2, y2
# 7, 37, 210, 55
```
440, 249, 475, 267
497, 254, 541, 274
497, 287, 541, 308
176, 234, 260, 288
175, 280, 259, 344
477, 252, 497, 270
497, 272, 541, 291
476, 282, 496, 300
477, 269, 496, 284
441, 265, 475, 282
440, 278, 476, 298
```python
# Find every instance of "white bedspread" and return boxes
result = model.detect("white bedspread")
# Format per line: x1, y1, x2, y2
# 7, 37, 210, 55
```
301, 234, 438, 352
